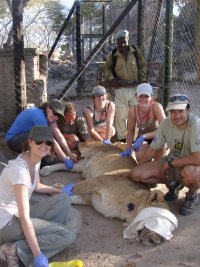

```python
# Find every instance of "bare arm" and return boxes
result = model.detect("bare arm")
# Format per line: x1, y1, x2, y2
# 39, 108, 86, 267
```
34, 182, 62, 194
83, 107, 103, 141
138, 146, 157, 164
105, 102, 115, 139
143, 102, 166, 140
171, 151, 200, 167
14, 184, 41, 257
126, 106, 136, 149
50, 122, 77, 162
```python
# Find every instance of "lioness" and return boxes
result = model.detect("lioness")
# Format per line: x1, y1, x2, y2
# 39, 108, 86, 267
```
41, 142, 178, 244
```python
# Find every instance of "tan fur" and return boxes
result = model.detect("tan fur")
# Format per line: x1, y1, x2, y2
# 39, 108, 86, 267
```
70, 143, 168, 223
45, 142, 170, 244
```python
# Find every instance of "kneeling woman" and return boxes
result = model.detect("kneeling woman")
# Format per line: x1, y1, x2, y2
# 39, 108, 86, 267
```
84, 86, 115, 144
0, 126, 77, 267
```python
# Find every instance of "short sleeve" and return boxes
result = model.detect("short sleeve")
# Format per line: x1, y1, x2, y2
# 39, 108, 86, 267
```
6, 166, 31, 187
150, 121, 166, 150
190, 116, 200, 152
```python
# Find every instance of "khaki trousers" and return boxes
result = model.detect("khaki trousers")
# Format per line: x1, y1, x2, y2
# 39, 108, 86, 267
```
114, 87, 136, 140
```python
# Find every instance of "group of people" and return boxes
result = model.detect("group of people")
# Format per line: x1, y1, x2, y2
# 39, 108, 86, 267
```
0, 28, 200, 266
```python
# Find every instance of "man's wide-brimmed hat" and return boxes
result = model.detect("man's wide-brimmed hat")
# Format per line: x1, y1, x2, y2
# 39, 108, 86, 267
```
166, 94, 190, 112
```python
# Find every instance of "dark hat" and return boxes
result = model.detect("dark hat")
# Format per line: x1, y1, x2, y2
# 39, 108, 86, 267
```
49, 99, 65, 118
92, 86, 107, 96
29, 125, 54, 142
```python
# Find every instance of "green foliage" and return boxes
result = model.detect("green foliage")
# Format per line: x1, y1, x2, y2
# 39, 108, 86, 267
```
0, 0, 10, 18
43, 0, 67, 33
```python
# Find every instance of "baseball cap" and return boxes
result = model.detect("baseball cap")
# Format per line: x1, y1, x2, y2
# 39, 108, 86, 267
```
166, 94, 190, 112
29, 125, 54, 142
115, 30, 129, 40
92, 86, 107, 96
49, 99, 65, 118
136, 83, 153, 97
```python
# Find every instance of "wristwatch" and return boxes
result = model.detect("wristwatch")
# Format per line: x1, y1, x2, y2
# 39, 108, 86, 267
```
167, 156, 174, 167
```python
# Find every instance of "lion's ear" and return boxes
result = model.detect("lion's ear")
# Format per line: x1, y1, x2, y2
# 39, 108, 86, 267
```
148, 190, 165, 203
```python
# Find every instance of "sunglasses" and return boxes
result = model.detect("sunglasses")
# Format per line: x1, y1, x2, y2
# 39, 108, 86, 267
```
52, 110, 60, 117
169, 95, 189, 103
35, 140, 53, 146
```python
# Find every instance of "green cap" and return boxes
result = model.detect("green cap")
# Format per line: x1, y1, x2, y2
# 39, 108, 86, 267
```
49, 99, 65, 118
29, 125, 54, 142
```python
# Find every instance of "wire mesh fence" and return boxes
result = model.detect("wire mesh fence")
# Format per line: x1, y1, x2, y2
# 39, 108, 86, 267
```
0, 0, 200, 129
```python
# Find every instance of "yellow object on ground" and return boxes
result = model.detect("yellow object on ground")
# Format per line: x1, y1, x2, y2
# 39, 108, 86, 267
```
49, 259, 83, 267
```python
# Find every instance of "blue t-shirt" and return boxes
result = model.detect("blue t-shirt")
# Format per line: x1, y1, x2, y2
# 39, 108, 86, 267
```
5, 108, 48, 141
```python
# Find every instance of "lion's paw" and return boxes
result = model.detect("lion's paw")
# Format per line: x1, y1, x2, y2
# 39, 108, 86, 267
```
40, 166, 53, 176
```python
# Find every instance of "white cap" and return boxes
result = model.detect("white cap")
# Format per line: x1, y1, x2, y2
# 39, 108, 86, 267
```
166, 94, 190, 112
136, 83, 153, 97
115, 30, 129, 40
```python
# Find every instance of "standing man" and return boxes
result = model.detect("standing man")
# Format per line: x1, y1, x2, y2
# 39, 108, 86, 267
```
130, 94, 200, 215
104, 29, 147, 142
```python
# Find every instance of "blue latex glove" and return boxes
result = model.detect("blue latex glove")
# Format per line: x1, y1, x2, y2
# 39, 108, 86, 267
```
62, 183, 75, 196
132, 135, 145, 152
103, 139, 112, 145
64, 158, 74, 170
119, 148, 131, 157
34, 253, 48, 267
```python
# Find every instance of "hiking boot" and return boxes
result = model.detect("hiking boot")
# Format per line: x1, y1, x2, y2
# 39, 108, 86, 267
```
164, 181, 184, 201
180, 192, 199, 215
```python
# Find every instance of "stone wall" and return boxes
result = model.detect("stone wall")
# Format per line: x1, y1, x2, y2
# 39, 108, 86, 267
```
0, 48, 48, 129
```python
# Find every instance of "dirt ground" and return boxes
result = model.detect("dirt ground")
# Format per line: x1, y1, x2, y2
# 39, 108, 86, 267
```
40, 170, 200, 267
1, 95, 200, 267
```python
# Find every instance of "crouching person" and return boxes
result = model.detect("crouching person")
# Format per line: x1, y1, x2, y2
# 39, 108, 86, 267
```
0, 126, 77, 266
130, 94, 200, 215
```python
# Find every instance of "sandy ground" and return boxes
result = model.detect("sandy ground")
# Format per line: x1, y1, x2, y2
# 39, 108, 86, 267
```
1, 93, 200, 267
40, 169, 200, 267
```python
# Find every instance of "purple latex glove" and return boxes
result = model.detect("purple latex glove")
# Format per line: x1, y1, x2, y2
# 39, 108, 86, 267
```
64, 158, 74, 170
62, 183, 75, 196
34, 253, 48, 267
132, 135, 145, 152
119, 148, 131, 157
103, 139, 112, 145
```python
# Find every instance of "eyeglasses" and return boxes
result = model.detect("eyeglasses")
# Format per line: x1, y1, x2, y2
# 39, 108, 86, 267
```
169, 95, 189, 103
35, 140, 53, 146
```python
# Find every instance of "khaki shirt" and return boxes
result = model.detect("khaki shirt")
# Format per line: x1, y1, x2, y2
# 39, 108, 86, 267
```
104, 45, 147, 82
151, 113, 200, 158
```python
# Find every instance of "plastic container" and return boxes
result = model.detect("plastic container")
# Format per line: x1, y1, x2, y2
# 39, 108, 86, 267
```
49, 259, 83, 267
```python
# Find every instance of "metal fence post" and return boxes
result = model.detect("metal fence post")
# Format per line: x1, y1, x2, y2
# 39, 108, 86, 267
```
163, 0, 174, 109
75, 0, 83, 94
12, 0, 26, 114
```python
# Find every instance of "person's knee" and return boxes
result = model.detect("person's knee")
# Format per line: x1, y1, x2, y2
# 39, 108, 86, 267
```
60, 228, 77, 246
182, 166, 200, 186
56, 193, 72, 208
130, 167, 142, 182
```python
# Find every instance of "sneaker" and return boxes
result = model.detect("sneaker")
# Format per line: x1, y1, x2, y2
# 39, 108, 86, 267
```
0, 242, 19, 267
180, 192, 199, 215
164, 181, 184, 201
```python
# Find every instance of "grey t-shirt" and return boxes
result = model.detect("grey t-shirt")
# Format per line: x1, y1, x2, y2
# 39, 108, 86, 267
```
151, 113, 200, 158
